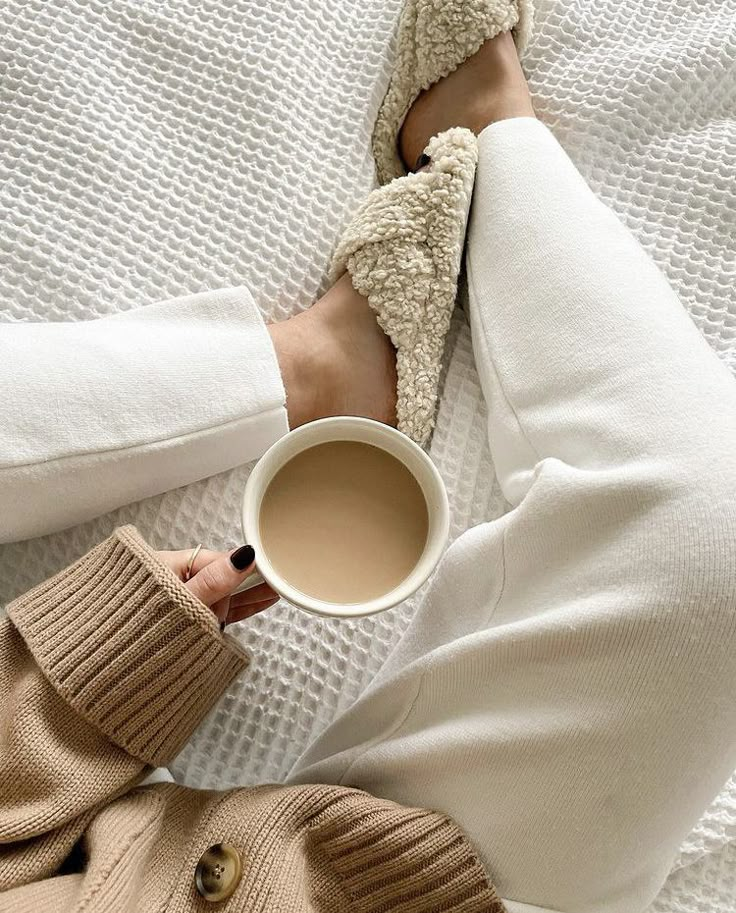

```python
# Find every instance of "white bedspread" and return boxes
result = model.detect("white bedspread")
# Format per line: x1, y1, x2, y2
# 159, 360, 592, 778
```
1, 1, 735, 909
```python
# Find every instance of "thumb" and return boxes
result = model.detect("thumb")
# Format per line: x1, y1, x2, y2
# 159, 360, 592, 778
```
185, 545, 255, 608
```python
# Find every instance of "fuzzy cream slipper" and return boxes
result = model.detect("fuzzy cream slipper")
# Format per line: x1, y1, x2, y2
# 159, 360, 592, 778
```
331, 128, 477, 446
373, 0, 534, 183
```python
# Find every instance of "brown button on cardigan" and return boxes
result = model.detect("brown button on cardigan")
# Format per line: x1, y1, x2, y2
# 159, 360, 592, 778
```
0, 526, 505, 913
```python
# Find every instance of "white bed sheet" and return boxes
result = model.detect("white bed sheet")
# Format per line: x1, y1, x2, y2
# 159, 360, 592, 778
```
1, 1, 735, 909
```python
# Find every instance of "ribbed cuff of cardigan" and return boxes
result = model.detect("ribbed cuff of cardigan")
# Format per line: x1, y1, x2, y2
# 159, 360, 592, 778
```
312, 792, 507, 913
6, 526, 248, 766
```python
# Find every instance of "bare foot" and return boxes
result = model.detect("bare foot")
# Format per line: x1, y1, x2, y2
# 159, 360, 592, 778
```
400, 30, 535, 172
269, 273, 397, 428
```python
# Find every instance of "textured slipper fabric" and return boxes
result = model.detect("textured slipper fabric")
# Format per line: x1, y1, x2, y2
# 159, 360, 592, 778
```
332, 128, 477, 446
373, 0, 533, 183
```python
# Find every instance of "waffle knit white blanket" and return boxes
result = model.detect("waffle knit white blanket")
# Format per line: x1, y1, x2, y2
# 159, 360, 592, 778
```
1, 1, 735, 909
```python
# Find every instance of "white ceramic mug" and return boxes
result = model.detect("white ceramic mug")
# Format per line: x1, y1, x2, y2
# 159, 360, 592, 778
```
239, 416, 449, 618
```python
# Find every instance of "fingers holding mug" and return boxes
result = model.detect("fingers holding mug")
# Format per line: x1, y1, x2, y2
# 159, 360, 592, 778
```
157, 545, 273, 625
183, 545, 255, 607
226, 584, 280, 624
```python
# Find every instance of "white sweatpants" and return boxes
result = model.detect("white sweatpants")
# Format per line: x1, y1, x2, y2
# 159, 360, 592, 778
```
2, 118, 736, 913
288, 120, 736, 913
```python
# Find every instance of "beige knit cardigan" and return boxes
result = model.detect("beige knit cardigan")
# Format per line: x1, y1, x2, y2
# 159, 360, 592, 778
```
0, 526, 505, 913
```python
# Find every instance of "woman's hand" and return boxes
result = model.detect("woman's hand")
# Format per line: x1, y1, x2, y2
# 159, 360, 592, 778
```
157, 545, 279, 627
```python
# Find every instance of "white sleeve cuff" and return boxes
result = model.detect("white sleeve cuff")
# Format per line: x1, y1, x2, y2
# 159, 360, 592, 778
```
0, 287, 288, 542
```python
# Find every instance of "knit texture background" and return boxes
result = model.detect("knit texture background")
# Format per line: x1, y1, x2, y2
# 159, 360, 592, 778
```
1, 1, 734, 909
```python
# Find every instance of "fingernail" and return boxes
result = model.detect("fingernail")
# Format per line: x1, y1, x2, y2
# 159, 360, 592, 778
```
414, 152, 431, 171
230, 545, 255, 571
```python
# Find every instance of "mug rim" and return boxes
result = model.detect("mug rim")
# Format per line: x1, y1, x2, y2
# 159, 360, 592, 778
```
241, 416, 449, 618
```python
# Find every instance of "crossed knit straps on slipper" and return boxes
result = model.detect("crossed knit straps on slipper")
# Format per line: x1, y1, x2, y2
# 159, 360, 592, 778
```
331, 128, 477, 446
373, 0, 534, 183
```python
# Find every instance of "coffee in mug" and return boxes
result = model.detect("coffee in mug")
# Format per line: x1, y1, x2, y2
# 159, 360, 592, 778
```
259, 440, 429, 604
241, 417, 449, 618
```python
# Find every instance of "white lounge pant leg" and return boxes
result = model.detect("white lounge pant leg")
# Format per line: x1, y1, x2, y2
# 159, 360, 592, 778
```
0, 287, 288, 542
289, 120, 736, 913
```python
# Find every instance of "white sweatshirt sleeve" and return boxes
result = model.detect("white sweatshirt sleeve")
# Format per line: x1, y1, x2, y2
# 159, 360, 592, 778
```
0, 286, 288, 543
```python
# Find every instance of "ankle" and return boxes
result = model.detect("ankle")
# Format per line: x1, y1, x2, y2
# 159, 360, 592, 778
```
306, 276, 368, 411
269, 274, 397, 430
269, 309, 338, 428
482, 37, 535, 117
399, 30, 535, 171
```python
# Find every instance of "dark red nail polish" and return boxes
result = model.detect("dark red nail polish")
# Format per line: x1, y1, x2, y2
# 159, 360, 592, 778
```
231, 545, 255, 570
